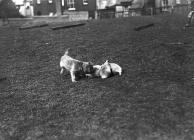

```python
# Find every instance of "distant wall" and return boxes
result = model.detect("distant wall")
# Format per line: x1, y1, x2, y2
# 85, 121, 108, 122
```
173, 4, 190, 16
33, 15, 69, 22
63, 11, 89, 21
32, 11, 90, 22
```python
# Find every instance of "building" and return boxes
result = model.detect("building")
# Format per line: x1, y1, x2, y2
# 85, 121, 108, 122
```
33, 0, 96, 18
154, 0, 189, 13
97, 0, 117, 9
16, 0, 191, 18
155, 0, 189, 8
62, 0, 96, 18
61, 0, 96, 12
97, 0, 191, 19
97, 0, 190, 9
33, 0, 56, 16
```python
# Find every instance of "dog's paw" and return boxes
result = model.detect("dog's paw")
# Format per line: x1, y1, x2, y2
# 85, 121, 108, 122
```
101, 75, 108, 79
72, 80, 78, 83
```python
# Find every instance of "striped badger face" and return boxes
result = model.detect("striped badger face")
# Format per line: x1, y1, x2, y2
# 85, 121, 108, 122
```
87, 60, 123, 79
90, 60, 111, 79
99, 60, 112, 79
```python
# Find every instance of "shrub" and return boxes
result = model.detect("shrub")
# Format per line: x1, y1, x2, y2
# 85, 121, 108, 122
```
0, 0, 22, 18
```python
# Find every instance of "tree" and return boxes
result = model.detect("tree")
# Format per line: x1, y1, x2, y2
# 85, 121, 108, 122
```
0, 0, 21, 18
55, 0, 62, 16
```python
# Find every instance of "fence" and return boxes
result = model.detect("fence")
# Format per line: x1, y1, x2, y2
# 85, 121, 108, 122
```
97, 4, 190, 19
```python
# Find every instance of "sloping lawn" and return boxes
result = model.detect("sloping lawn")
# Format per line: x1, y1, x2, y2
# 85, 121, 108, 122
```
0, 14, 194, 140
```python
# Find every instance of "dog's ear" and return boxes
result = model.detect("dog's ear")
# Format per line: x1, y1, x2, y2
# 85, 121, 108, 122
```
104, 60, 109, 64
64, 48, 70, 55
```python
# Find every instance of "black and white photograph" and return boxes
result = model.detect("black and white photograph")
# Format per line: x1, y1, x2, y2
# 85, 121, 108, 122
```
0, 0, 194, 139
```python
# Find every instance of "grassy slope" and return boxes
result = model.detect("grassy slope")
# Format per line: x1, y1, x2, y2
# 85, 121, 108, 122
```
0, 14, 194, 140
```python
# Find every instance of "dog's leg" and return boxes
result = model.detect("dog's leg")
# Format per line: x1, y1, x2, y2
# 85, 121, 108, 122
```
70, 71, 77, 82
101, 75, 107, 79
119, 70, 122, 76
70, 65, 77, 82
60, 68, 64, 74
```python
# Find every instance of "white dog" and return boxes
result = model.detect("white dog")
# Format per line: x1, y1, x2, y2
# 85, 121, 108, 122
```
60, 48, 94, 82
88, 60, 122, 79
95, 60, 112, 79
109, 62, 122, 76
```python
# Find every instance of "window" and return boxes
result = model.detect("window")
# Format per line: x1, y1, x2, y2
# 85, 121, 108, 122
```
48, 0, 52, 4
162, 0, 168, 6
67, 0, 75, 10
37, 0, 41, 4
161, 0, 168, 11
176, 0, 180, 4
83, 0, 88, 5
62, 0, 65, 6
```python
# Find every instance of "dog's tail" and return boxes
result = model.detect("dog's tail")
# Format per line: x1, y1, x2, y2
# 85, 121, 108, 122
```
64, 48, 70, 55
